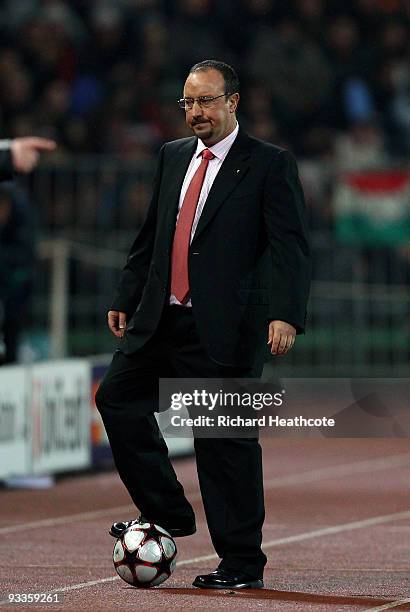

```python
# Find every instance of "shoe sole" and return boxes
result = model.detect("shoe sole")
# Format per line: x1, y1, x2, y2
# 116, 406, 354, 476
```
192, 579, 264, 589
109, 525, 196, 538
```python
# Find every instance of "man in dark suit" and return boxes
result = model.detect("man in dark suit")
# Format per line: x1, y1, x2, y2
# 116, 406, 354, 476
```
0, 137, 56, 181
96, 60, 311, 589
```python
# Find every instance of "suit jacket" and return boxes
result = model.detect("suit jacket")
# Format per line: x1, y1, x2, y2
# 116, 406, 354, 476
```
111, 129, 311, 367
0, 148, 13, 182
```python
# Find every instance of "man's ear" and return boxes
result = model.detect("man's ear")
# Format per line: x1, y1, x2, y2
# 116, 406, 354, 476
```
229, 93, 240, 113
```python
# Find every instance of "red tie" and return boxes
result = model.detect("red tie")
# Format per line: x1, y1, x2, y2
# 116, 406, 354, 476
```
171, 148, 215, 304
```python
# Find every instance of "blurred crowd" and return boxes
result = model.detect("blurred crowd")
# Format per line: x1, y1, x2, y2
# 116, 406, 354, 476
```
0, 0, 409, 163
0, 0, 408, 363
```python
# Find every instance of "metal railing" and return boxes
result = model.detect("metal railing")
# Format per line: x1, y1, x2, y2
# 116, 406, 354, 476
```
26, 237, 408, 377
14, 158, 409, 377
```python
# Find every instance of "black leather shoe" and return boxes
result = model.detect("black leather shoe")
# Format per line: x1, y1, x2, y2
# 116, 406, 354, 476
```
109, 514, 196, 538
192, 568, 264, 589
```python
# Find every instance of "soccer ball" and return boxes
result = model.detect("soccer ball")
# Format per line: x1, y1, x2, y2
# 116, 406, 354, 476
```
113, 521, 177, 587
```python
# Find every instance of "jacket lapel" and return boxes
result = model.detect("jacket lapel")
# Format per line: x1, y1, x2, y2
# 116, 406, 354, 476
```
191, 130, 251, 244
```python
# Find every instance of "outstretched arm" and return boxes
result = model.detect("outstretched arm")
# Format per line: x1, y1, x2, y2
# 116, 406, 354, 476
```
10, 137, 57, 173
0, 137, 57, 180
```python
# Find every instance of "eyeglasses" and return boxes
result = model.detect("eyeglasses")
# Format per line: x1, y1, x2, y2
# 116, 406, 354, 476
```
177, 93, 233, 110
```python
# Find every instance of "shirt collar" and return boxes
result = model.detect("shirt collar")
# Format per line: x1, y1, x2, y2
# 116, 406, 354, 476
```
195, 122, 239, 160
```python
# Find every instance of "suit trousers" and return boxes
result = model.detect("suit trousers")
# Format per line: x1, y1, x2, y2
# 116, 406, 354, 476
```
95, 304, 267, 577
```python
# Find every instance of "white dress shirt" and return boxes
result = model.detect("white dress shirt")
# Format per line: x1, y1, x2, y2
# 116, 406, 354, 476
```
169, 122, 239, 306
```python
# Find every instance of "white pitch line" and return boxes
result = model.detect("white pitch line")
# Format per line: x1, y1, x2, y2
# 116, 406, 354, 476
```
1, 451, 410, 537
0, 495, 203, 537
255, 509, 410, 547
1, 508, 409, 605
364, 598, 410, 611
0, 505, 135, 536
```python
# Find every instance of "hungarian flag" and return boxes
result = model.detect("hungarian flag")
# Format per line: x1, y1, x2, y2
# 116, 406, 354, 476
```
333, 171, 410, 245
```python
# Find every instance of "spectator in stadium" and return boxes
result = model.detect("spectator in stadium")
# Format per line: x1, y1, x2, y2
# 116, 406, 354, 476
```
0, 136, 55, 363
96, 60, 311, 590
246, 17, 333, 142
0, 137, 56, 180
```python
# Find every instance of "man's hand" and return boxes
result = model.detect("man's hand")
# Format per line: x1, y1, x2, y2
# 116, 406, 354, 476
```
10, 137, 57, 173
267, 320, 296, 355
108, 310, 127, 338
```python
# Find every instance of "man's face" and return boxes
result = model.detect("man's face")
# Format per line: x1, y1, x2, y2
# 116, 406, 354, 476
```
183, 69, 239, 145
